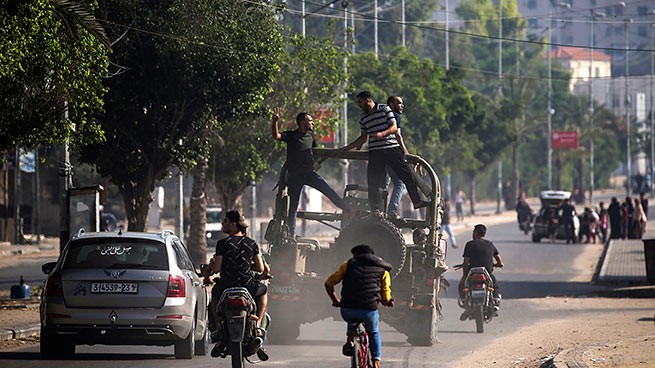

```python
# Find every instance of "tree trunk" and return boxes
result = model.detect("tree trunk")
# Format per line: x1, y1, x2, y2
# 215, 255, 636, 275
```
188, 157, 208, 265
466, 171, 476, 216
215, 181, 248, 214
511, 141, 520, 206
577, 154, 586, 204
556, 154, 562, 190
121, 179, 154, 232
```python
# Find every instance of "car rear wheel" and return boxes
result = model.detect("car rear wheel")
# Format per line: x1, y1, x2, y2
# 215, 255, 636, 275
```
194, 321, 209, 356
175, 325, 195, 359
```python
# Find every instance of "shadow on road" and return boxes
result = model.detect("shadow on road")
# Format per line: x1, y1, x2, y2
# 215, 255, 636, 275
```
0, 352, 173, 361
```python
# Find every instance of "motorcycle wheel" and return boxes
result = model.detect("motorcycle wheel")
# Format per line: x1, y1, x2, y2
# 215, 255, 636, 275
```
474, 305, 484, 333
231, 341, 244, 368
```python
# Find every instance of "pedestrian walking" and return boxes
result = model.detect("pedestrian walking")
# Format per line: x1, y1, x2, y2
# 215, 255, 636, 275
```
598, 201, 608, 244
633, 197, 647, 239
440, 197, 457, 248
455, 187, 466, 222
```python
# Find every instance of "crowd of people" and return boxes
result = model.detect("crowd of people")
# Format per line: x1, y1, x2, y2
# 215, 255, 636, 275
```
606, 193, 649, 240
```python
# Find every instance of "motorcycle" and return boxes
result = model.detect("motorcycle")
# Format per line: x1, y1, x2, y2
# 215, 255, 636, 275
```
456, 264, 501, 333
518, 214, 532, 234
212, 286, 271, 368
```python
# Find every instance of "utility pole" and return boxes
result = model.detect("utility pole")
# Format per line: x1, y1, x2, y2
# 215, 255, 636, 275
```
547, 3, 553, 190
374, 0, 378, 58
401, 0, 405, 47
625, 19, 632, 196
445, 0, 449, 70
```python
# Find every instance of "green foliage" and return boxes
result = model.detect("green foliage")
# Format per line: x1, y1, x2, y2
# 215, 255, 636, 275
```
208, 31, 349, 209
0, 0, 109, 151
78, 0, 284, 229
347, 47, 509, 177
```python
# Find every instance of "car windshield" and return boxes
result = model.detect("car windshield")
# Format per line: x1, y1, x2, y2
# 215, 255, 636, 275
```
206, 209, 223, 223
63, 239, 168, 270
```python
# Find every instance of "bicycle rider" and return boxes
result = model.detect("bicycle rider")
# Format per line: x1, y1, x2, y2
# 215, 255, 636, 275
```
325, 244, 394, 368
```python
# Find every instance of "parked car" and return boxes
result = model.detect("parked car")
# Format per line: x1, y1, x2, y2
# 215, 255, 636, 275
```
205, 206, 225, 241
532, 190, 580, 243
40, 229, 209, 359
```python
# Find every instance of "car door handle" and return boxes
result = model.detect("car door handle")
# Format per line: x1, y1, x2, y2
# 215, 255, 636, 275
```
193, 281, 201, 286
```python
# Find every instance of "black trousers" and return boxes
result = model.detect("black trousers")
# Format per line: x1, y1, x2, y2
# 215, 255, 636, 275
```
367, 147, 422, 212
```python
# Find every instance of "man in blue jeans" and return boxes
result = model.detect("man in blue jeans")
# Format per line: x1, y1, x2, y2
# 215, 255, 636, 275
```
384, 95, 407, 221
325, 244, 394, 368
271, 107, 353, 236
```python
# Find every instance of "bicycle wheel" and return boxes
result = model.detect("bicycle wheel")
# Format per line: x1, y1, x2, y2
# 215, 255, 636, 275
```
350, 338, 361, 368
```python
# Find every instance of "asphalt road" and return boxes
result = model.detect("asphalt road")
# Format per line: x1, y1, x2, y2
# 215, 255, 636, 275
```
0, 219, 616, 367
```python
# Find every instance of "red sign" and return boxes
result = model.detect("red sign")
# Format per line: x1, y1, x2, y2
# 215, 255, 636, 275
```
552, 130, 578, 149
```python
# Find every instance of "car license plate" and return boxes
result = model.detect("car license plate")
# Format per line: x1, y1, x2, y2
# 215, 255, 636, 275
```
470, 289, 486, 298
91, 282, 138, 294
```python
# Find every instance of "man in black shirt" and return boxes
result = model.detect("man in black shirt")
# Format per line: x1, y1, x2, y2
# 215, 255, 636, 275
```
559, 198, 577, 244
459, 224, 504, 320
204, 210, 268, 357
272, 108, 353, 236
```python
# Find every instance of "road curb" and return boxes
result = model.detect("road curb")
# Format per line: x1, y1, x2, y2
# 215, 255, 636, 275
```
0, 324, 40, 342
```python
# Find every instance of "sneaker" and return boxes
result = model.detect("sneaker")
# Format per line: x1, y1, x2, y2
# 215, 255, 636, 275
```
256, 347, 269, 361
342, 341, 354, 356
459, 311, 470, 321
387, 212, 407, 224
255, 327, 266, 338
211, 341, 225, 358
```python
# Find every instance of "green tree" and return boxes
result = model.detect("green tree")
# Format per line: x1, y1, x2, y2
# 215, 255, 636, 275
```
79, 0, 284, 231
208, 31, 349, 211
0, 0, 109, 151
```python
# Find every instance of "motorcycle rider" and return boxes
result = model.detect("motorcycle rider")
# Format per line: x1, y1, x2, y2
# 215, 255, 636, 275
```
325, 244, 394, 368
515, 194, 533, 232
203, 210, 269, 358
458, 224, 504, 321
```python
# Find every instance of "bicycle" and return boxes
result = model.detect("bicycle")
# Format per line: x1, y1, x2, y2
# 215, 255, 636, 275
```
351, 322, 373, 368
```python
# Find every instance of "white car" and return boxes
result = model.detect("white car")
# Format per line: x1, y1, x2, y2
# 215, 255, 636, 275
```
40, 229, 209, 359
532, 190, 580, 243
205, 206, 226, 241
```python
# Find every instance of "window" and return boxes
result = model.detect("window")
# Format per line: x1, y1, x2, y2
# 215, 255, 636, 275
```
590, 0, 596, 6
637, 7, 647, 16
605, 27, 612, 37
172, 241, 194, 271
614, 5, 623, 17
528, 18, 538, 28
638, 26, 647, 38
527, 0, 536, 9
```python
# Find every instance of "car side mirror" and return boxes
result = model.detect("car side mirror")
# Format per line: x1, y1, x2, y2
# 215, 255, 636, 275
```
42, 262, 57, 275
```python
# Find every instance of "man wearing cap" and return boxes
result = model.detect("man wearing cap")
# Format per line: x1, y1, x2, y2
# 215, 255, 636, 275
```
204, 210, 269, 358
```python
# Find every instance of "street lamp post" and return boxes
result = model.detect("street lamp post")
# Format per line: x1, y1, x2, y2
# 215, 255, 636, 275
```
625, 18, 633, 195
547, 3, 553, 190
623, 19, 632, 195
588, 10, 605, 204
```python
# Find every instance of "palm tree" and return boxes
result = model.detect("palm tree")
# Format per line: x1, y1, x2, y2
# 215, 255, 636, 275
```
52, 0, 111, 49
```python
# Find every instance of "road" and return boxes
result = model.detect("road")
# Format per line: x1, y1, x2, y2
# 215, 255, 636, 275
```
0, 218, 617, 367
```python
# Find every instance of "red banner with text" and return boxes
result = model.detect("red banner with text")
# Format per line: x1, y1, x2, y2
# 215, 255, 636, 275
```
552, 130, 578, 149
